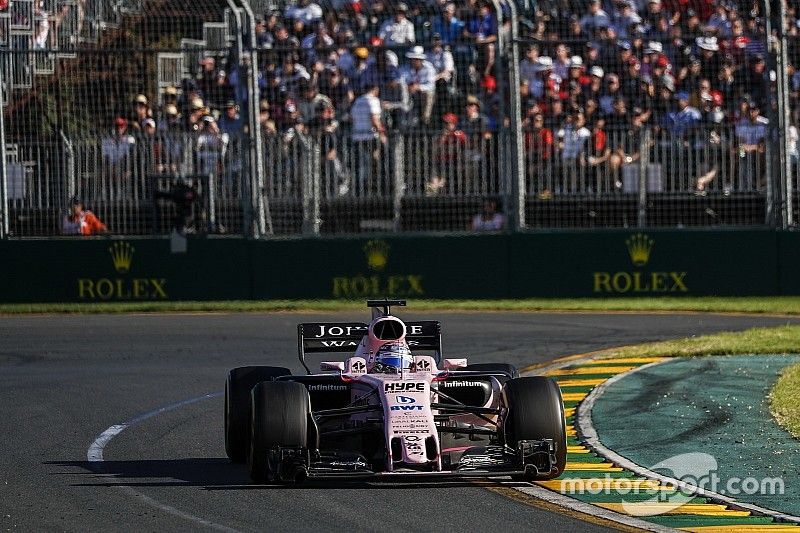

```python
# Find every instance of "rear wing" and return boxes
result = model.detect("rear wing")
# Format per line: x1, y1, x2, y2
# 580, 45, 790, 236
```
297, 320, 443, 373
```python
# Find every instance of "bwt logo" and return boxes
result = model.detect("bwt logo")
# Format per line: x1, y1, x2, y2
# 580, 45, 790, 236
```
385, 382, 425, 393
390, 405, 424, 411
396, 395, 416, 404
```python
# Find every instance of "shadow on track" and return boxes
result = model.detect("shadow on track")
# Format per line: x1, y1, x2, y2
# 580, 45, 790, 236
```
47, 459, 529, 491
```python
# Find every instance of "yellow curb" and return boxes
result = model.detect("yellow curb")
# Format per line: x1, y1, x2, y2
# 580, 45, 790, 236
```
537, 479, 667, 491
546, 366, 637, 376
565, 462, 624, 472
581, 357, 669, 365
561, 392, 588, 402
598, 503, 751, 517
556, 378, 609, 387
567, 445, 591, 454
679, 526, 800, 532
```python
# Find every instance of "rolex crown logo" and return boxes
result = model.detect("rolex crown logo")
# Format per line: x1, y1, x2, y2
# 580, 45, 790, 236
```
626, 233, 654, 267
364, 240, 389, 271
109, 241, 135, 273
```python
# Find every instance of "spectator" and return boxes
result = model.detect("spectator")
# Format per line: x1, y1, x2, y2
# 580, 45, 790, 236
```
318, 66, 354, 123
557, 111, 591, 193
130, 94, 151, 132
735, 101, 768, 189
277, 53, 311, 98
379, 2, 415, 46
580, 0, 611, 37
428, 112, 466, 195
350, 84, 386, 194
302, 22, 334, 64
432, 3, 465, 46
427, 34, 456, 107
524, 112, 555, 194
665, 91, 702, 138
298, 80, 333, 125
273, 24, 301, 50
196, 115, 226, 178
219, 101, 244, 135
470, 199, 505, 231
285, 0, 323, 25
102, 117, 136, 198
465, 0, 497, 77
520, 45, 540, 90
62, 197, 107, 235
402, 46, 437, 126
599, 73, 623, 115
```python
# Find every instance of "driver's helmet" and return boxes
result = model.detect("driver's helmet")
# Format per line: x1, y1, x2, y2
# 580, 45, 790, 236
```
372, 342, 413, 374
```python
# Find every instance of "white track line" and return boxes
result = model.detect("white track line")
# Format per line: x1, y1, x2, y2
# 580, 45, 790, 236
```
577, 360, 800, 525
86, 392, 239, 533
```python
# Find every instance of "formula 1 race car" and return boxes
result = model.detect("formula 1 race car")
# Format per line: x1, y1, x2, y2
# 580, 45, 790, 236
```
224, 300, 567, 483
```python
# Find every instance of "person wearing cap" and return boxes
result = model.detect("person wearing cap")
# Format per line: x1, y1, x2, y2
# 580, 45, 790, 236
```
284, 0, 323, 25
130, 94, 151, 132
100, 117, 137, 198
583, 66, 605, 102
580, 0, 612, 37
379, 2, 415, 46
427, 33, 455, 101
430, 112, 467, 196
599, 73, 623, 116
219, 100, 244, 135
61, 197, 107, 236
519, 44, 541, 91
531, 56, 561, 100
665, 91, 701, 138
297, 80, 333, 126
557, 111, 592, 193
402, 46, 437, 126
735, 100, 769, 190
196, 113, 226, 180
277, 52, 311, 99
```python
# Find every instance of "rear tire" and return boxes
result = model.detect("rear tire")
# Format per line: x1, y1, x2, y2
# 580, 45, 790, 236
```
465, 363, 519, 379
249, 381, 309, 483
502, 376, 567, 480
225, 366, 291, 463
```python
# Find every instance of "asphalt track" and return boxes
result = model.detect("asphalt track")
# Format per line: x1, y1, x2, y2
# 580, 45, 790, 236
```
1, 311, 799, 533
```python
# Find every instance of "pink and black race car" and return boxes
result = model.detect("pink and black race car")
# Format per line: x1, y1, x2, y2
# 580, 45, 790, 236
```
224, 300, 567, 483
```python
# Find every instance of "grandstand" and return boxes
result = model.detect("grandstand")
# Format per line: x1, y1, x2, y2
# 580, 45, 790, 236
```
0, 0, 795, 236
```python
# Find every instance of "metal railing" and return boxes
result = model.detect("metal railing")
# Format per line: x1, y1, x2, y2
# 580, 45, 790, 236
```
0, 0, 795, 237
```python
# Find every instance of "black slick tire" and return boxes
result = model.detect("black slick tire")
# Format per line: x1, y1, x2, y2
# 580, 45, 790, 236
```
224, 366, 291, 463
248, 381, 310, 483
502, 376, 567, 480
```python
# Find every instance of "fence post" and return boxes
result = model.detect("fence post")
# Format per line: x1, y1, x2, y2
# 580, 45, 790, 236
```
392, 133, 405, 232
492, 0, 525, 231
301, 134, 320, 235
763, 0, 780, 227
637, 128, 651, 227
775, 0, 793, 228
0, 55, 7, 238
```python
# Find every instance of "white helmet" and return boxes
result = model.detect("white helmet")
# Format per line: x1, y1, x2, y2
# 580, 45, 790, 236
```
372, 343, 413, 373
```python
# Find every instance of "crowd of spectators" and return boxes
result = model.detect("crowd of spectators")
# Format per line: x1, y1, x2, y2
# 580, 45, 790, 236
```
99, 0, 791, 198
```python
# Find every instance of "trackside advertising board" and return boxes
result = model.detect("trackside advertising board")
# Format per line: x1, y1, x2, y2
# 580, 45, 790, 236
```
0, 230, 794, 302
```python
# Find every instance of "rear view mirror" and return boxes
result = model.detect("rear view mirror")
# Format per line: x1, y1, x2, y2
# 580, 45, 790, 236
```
443, 358, 468, 370
320, 361, 345, 372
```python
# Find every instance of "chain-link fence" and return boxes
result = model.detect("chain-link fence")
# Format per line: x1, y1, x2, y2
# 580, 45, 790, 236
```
0, 0, 795, 237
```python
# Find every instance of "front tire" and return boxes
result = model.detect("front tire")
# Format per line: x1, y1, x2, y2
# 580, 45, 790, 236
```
249, 381, 310, 483
225, 366, 291, 463
502, 376, 567, 480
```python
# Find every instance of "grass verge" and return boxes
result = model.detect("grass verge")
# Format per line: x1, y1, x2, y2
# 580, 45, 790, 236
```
770, 363, 800, 438
595, 325, 800, 360
6, 296, 800, 314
